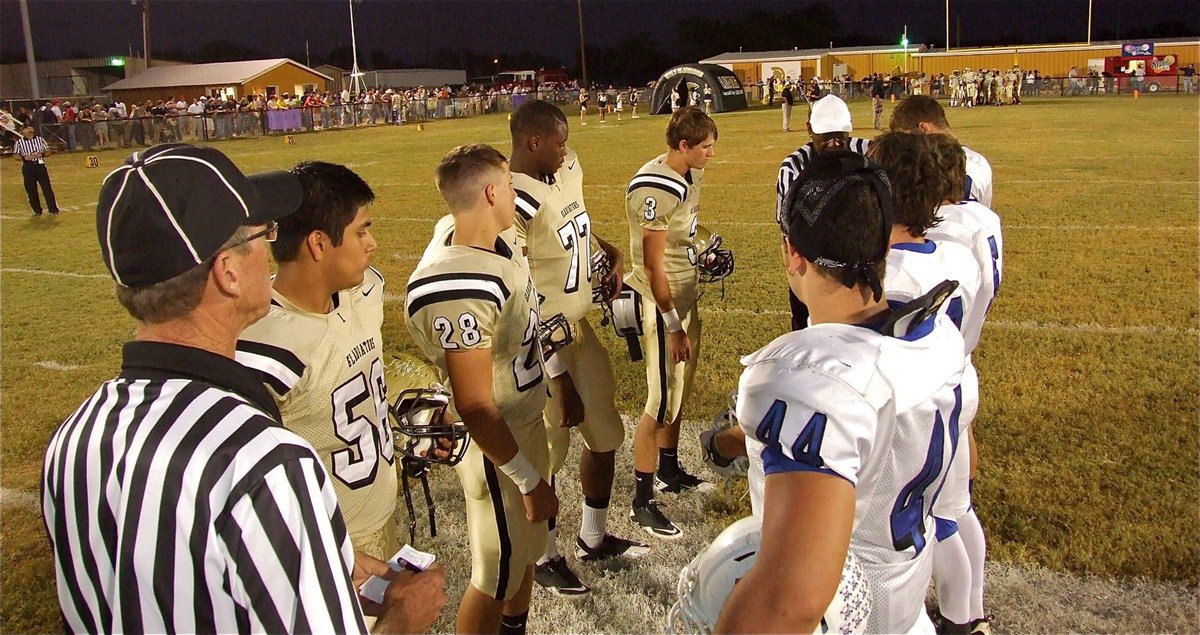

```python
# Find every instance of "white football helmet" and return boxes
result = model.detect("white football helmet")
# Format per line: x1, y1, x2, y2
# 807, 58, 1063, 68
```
667, 516, 871, 635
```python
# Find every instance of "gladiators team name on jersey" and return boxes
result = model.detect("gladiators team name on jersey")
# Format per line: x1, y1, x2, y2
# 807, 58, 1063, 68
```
345, 337, 377, 369
559, 200, 580, 218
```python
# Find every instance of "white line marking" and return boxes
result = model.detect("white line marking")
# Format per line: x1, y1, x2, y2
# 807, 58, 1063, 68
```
699, 307, 1196, 336
374, 216, 437, 222
1, 268, 109, 279
0, 487, 39, 512
1006, 179, 1199, 184
34, 361, 83, 371
383, 293, 405, 304
694, 221, 1196, 231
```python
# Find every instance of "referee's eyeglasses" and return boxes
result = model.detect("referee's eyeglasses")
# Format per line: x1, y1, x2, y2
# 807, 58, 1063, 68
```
229, 220, 278, 249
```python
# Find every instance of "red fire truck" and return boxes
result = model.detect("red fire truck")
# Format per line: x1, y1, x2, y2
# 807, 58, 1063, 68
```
1104, 54, 1180, 92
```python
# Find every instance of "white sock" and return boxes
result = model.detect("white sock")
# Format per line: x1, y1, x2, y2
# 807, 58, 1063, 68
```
538, 527, 560, 565
579, 502, 609, 549
932, 531, 972, 625
958, 508, 988, 620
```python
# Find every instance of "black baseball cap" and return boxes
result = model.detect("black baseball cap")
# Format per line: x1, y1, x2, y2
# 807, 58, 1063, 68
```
97, 144, 302, 287
782, 150, 893, 299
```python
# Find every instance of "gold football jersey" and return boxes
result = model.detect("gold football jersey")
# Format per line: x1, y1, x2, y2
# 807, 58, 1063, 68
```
623, 153, 703, 311
512, 148, 597, 325
406, 236, 547, 453
236, 266, 397, 542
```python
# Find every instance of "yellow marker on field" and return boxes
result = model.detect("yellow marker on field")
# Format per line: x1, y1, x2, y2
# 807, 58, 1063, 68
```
284, 135, 296, 145
416, 123, 424, 131
84, 156, 99, 168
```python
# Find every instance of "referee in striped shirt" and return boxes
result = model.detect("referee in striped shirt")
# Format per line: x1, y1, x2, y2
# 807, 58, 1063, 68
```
42, 143, 445, 634
13, 124, 59, 216
775, 95, 870, 330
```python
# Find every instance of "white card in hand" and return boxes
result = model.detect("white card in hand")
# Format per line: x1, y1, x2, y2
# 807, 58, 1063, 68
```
358, 544, 437, 605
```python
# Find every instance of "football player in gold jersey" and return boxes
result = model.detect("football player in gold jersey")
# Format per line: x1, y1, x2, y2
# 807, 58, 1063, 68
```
507, 100, 649, 597
624, 106, 718, 538
236, 162, 397, 556
406, 145, 556, 635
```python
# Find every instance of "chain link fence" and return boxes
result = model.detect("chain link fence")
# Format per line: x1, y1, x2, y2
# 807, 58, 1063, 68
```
10, 74, 1193, 153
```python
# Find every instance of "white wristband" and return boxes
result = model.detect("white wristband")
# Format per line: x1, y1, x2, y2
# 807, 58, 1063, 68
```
498, 452, 542, 495
662, 308, 684, 333
543, 352, 568, 378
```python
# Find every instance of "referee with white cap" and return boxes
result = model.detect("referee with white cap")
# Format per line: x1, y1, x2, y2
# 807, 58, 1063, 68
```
13, 124, 59, 216
41, 143, 446, 634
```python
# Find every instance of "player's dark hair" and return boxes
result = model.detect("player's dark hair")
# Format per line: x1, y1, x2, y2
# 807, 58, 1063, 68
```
273, 161, 375, 263
510, 100, 567, 141
666, 106, 718, 150
435, 144, 508, 211
926, 133, 968, 204
890, 95, 950, 132
867, 131, 942, 237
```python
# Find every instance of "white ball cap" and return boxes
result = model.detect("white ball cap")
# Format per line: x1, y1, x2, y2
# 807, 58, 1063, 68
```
809, 94, 853, 134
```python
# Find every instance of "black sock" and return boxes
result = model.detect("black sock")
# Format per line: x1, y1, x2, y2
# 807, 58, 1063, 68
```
500, 611, 528, 635
584, 495, 610, 509
633, 470, 654, 507
658, 448, 679, 478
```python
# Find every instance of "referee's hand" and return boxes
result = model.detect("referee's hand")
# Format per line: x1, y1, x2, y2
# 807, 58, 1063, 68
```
374, 564, 448, 634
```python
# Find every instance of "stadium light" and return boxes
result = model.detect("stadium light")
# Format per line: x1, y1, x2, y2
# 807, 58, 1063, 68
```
110, 57, 126, 67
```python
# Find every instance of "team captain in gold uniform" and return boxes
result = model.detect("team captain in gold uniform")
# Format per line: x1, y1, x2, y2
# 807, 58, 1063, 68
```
507, 100, 649, 597
406, 144, 556, 634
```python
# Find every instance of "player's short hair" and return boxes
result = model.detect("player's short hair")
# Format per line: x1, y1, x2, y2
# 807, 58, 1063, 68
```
666, 106, 718, 150
115, 225, 255, 323
271, 161, 375, 263
510, 100, 567, 141
890, 95, 950, 131
926, 133, 967, 204
784, 151, 891, 300
867, 131, 942, 237
435, 144, 508, 212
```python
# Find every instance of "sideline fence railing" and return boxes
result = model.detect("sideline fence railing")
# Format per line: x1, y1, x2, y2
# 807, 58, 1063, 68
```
10, 75, 1194, 152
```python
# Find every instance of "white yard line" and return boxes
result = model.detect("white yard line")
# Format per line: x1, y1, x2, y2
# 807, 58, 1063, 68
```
34, 361, 83, 371
0, 268, 109, 279
700, 307, 1197, 336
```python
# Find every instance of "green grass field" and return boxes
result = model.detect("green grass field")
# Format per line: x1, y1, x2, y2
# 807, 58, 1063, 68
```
2, 96, 1197, 632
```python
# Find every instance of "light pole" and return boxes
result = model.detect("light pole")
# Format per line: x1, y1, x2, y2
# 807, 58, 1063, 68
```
131, 0, 151, 68
19, 0, 39, 100
348, 0, 366, 94
1086, 0, 1093, 44
576, 0, 588, 88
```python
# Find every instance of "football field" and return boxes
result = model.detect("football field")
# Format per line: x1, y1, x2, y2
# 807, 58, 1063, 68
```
2, 96, 1197, 632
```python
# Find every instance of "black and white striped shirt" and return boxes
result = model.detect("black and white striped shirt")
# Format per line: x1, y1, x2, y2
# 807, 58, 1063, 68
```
14, 135, 48, 161
42, 341, 367, 634
775, 137, 871, 226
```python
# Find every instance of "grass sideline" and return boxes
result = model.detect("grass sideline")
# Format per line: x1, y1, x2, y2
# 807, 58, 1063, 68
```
2, 96, 1197, 632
